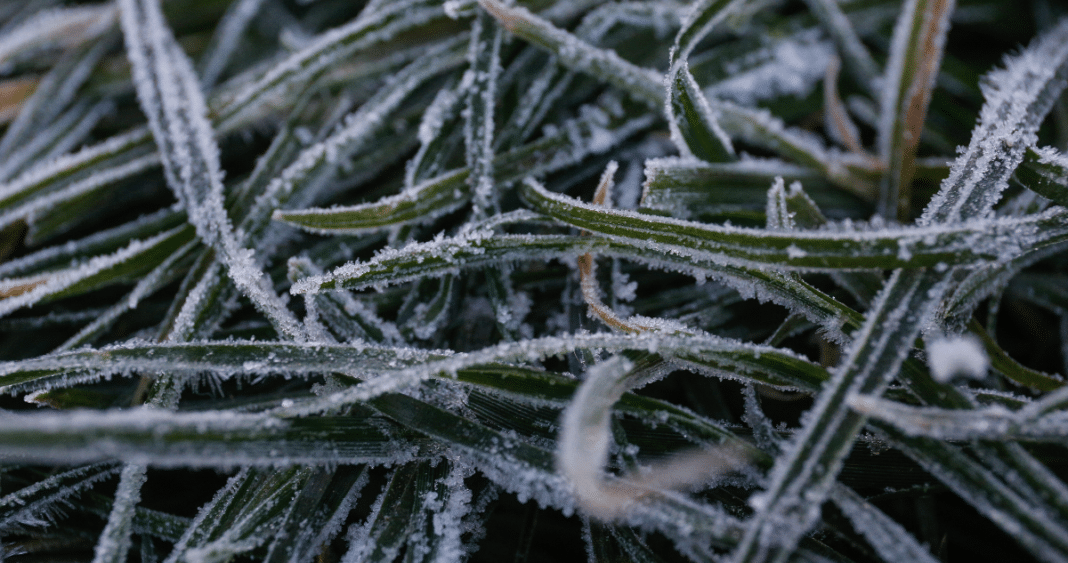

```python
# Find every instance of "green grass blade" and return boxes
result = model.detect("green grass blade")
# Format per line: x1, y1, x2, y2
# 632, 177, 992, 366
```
0, 225, 193, 319
521, 178, 1068, 271
0, 408, 435, 467
1017, 145, 1068, 208
275, 95, 654, 233
666, 62, 735, 163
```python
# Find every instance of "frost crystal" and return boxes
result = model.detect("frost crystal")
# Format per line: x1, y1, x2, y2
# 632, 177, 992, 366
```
926, 334, 989, 383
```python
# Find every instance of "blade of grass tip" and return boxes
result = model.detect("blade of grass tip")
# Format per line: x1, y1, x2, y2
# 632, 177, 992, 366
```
800, 0, 880, 94
197, 0, 264, 91
663, 0, 744, 163
276, 94, 655, 233
921, 18, 1068, 226
877, 0, 956, 220
259, 36, 466, 232
477, 0, 663, 108
118, 0, 306, 342
0, 407, 436, 467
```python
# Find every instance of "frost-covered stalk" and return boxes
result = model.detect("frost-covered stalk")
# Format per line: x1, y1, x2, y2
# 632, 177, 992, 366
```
118, 0, 307, 342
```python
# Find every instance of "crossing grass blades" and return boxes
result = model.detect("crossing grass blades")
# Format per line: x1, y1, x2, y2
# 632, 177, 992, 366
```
1, 0, 1068, 561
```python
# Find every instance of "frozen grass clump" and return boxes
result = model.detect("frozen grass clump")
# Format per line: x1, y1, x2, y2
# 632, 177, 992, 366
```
1, 0, 1068, 561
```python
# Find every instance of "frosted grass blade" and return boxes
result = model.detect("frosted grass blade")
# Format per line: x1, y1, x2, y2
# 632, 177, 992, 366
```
673, 0, 748, 65
666, 63, 735, 163
521, 179, 1068, 271
275, 96, 654, 233
732, 268, 949, 563
921, 18, 1068, 225
0, 4, 114, 66
851, 394, 1068, 441
197, 0, 264, 90
0, 408, 435, 467
882, 427, 1068, 561
56, 239, 199, 352
0, 225, 192, 319
273, 332, 829, 417
464, 9, 503, 218
91, 464, 146, 563
477, 0, 662, 107
0, 463, 120, 534
119, 0, 306, 341
0, 339, 441, 393
828, 485, 940, 563
640, 157, 844, 220
247, 37, 466, 240
0, 207, 183, 280
164, 467, 316, 563
263, 466, 367, 563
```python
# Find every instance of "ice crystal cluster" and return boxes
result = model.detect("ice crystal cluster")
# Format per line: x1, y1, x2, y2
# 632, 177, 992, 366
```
1, 0, 1068, 561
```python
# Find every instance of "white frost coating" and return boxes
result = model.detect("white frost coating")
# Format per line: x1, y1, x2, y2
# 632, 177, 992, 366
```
829, 485, 940, 563
118, 0, 307, 341
0, 226, 185, 320
0, 153, 160, 234
0, 5, 115, 66
0, 463, 119, 533
273, 330, 822, 418
706, 31, 833, 106
926, 333, 988, 383
91, 464, 147, 563
921, 18, 1068, 226
428, 463, 475, 563
464, 11, 504, 219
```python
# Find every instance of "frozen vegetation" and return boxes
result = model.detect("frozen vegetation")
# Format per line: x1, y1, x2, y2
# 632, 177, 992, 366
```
1, 0, 1068, 561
